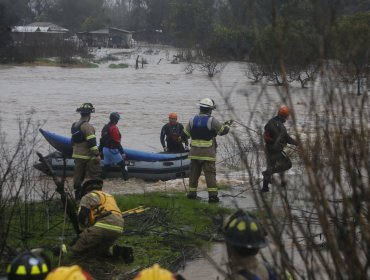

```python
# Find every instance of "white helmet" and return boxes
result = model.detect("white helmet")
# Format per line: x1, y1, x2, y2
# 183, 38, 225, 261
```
198, 98, 216, 109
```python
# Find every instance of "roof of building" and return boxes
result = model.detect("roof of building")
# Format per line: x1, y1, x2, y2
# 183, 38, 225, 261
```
12, 26, 50, 32
89, 27, 132, 34
27, 22, 68, 32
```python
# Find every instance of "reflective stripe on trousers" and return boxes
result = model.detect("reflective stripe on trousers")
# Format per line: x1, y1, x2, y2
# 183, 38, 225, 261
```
94, 222, 123, 233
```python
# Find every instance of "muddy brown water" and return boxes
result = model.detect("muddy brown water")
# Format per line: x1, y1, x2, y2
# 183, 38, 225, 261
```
1, 46, 329, 279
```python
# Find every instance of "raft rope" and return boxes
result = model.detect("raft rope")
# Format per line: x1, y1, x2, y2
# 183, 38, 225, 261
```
58, 192, 68, 266
58, 157, 69, 266
180, 154, 188, 193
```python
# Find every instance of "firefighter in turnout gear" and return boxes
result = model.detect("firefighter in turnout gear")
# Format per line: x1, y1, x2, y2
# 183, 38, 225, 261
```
223, 210, 277, 280
65, 179, 133, 262
261, 105, 297, 192
100, 112, 129, 180
160, 112, 189, 153
181, 98, 231, 203
45, 265, 93, 280
71, 103, 102, 199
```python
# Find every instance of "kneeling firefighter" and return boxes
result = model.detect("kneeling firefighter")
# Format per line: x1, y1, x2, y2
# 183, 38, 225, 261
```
55, 179, 133, 263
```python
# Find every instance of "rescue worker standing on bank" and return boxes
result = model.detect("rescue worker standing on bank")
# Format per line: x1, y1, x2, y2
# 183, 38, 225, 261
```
66, 179, 133, 262
71, 103, 102, 199
223, 210, 276, 280
262, 105, 297, 192
100, 112, 129, 180
182, 98, 231, 203
160, 112, 189, 153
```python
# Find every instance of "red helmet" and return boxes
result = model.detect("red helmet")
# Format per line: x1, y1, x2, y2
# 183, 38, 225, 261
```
278, 105, 290, 118
168, 112, 177, 120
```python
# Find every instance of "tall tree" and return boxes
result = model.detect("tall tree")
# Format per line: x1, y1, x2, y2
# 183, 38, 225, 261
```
332, 12, 370, 95
167, 0, 215, 48
145, 0, 170, 30
46, 0, 105, 31
0, 0, 32, 61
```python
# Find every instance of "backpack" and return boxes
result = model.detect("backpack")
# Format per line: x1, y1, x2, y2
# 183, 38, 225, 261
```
100, 123, 112, 149
71, 121, 87, 144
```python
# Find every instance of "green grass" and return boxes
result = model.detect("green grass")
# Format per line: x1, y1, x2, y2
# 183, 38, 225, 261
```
1, 192, 231, 279
109, 63, 129, 69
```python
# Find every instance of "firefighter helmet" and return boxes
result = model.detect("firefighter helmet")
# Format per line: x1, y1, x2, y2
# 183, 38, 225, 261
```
110, 112, 121, 123
223, 210, 267, 249
45, 265, 92, 280
278, 105, 290, 119
198, 98, 216, 109
81, 179, 103, 196
7, 251, 49, 280
134, 264, 176, 280
76, 103, 95, 114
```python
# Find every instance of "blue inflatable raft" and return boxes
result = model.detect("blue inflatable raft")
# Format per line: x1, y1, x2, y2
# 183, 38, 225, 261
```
36, 129, 189, 181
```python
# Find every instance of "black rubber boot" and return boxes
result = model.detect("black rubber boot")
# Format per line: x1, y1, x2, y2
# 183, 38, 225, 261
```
262, 170, 272, 183
118, 161, 129, 181
208, 196, 220, 203
113, 245, 134, 264
261, 179, 270, 192
187, 192, 197, 199
102, 165, 111, 179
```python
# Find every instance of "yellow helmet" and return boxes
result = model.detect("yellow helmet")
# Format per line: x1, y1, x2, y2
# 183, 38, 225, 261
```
134, 264, 176, 280
45, 265, 92, 280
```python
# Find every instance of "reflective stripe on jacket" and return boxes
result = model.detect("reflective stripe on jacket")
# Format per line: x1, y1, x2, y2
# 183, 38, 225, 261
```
72, 119, 99, 159
183, 113, 228, 161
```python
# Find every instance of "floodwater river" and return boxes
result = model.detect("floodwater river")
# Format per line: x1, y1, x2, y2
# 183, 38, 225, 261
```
0, 47, 316, 279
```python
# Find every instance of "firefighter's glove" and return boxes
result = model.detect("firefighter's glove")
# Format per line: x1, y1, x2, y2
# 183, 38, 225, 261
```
224, 120, 234, 126
184, 145, 189, 151
51, 244, 67, 256
163, 147, 168, 152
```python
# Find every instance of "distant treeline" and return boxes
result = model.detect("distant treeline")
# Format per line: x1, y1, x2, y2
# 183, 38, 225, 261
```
0, 0, 370, 93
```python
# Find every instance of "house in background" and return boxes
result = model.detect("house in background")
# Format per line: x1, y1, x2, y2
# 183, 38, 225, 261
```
77, 27, 133, 48
10, 22, 69, 45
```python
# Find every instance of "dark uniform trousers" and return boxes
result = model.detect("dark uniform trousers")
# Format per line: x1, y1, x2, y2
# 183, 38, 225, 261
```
264, 149, 292, 180
73, 159, 102, 191
188, 160, 218, 197
70, 226, 121, 255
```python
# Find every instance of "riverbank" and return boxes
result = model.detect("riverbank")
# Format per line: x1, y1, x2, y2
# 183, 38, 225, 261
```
1, 191, 232, 279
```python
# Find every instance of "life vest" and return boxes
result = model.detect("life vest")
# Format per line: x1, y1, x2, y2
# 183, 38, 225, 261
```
190, 115, 215, 140
263, 130, 273, 144
71, 121, 87, 144
100, 123, 121, 149
89, 191, 122, 225
168, 123, 182, 143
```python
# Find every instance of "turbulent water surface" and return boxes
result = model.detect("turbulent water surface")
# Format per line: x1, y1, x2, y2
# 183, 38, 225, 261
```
0, 47, 320, 279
